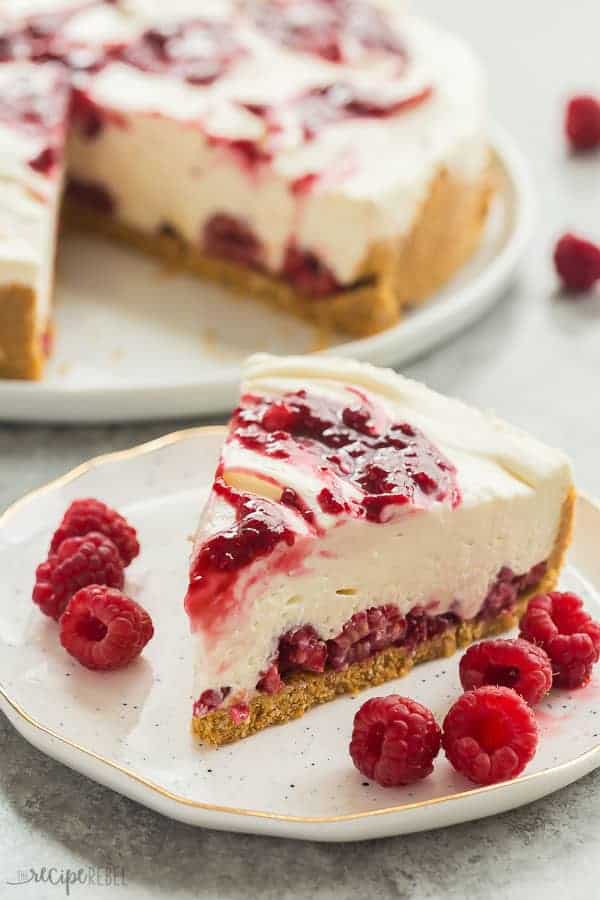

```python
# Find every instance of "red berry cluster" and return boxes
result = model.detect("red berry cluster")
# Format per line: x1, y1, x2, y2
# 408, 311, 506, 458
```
32, 498, 153, 670
554, 95, 600, 292
350, 592, 599, 788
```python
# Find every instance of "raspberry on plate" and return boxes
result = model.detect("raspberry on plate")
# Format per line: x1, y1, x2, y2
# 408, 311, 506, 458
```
565, 95, 600, 152
349, 695, 441, 787
59, 585, 154, 671
459, 638, 552, 706
519, 591, 600, 689
442, 686, 538, 786
32, 531, 124, 621
50, 498, 140, 566
554, 232, 600, 293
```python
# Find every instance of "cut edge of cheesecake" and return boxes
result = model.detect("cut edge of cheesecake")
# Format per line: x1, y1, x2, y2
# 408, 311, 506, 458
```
192, 486, 574, 746
2, 153, 493, 378
0, 60, 68, 380
62, 161, 495, 340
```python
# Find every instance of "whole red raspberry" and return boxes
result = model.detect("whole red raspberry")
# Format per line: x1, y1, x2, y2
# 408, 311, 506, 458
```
565, 95, 600, 152
442, 686, 538, 785
59, 585, 154, 670
459, 638, 552, 706
256, 663, 284, 694
519, 591, 600, 689
32, 532, 124, 621
349, 695, 441, 786
554, 233, 600, 292
50, 498, 140, 566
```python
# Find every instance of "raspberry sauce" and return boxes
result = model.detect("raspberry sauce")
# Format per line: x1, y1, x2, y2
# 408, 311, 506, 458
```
185, 387, 460, 639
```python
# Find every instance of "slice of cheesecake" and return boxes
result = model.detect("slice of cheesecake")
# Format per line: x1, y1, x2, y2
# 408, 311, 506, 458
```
185, 355, 575, 745
0, 62, 69, 379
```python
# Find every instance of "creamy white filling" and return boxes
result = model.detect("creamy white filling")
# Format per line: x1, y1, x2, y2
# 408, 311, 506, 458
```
0, 62, 67, 333
0, 175, 62, 333
190, 355, 573, 702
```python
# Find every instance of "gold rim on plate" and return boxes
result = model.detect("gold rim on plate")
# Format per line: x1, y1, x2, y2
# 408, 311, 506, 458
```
1, 428, 599, 826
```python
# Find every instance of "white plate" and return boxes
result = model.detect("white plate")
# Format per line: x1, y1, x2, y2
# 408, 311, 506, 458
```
1, 428, 599, 843
0, 126, 533, 423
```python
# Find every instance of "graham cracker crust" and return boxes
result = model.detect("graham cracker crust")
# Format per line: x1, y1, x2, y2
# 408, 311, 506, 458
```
192, 486, 575, 746
0, 283, 43, 380
63, 163, 495, 340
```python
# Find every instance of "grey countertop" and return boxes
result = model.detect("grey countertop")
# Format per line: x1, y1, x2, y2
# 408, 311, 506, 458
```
2, 1, 600, 897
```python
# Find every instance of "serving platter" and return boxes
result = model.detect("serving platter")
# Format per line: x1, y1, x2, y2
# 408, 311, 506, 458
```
0, 126, 533, 423
1, 427, 598, 842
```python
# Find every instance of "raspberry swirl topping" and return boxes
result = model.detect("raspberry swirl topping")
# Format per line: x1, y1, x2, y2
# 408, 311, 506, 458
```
0, 67, 68, 176
250, 0, 407, 65
185, 387, 460, 635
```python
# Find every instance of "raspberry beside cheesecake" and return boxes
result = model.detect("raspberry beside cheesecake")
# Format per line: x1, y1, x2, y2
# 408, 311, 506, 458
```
1, 0, 493, 378
185, 355, 575, 745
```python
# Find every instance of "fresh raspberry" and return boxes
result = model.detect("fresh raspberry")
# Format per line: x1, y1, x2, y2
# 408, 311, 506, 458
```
50, 498, 140, 566
328, 606, 406, 671
554, 233, 600, 292
349, 695, 441, 786
565, 95, 600, 152
282, 244, 340, 298
459, 638, 552, 706
59, 585, 153, 670
32, 532, 124, 621
193, 688, 229, 716
519, 592, 600, 689
279, 624, 327, 673
256, 663, 284, 694
442, 686, 538, 785
32, 559, 64, 620
229, 702, 250, 724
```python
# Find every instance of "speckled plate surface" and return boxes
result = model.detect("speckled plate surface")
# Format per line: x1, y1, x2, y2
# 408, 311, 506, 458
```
1, 428, 599, 842
0, 126, 533, 423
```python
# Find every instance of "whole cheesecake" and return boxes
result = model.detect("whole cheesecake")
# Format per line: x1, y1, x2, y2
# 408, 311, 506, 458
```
185, 355, 575, 745
0, 0, 493, 379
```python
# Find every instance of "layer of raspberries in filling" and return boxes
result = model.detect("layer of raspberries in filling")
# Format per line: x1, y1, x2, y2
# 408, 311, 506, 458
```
202, 215, 344, 299
193, 561, 548, 717
65, 177, 116, 216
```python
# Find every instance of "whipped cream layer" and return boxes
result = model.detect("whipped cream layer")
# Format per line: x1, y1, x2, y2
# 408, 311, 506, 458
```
187, 355, 573, 704
0, 62, 68, 329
